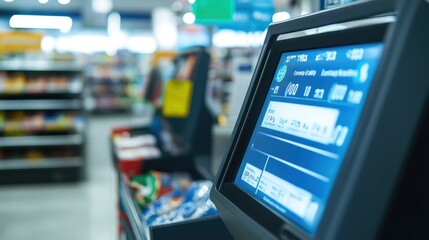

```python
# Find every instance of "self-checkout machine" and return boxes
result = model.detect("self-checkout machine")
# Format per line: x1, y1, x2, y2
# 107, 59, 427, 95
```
211, 0, 429, 240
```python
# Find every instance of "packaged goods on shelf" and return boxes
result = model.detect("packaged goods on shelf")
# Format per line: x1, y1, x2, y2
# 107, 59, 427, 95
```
0, 111, 82, 135
86, 52, 147, 113
0, 71, 82, 94
0, 72, 25, 93
0, 55, 85, 182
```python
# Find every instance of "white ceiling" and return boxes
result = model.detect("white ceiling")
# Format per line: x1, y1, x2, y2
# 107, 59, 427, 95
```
0, 0, 316, 32
0, 0, 179, 13
0, 0, 182, 30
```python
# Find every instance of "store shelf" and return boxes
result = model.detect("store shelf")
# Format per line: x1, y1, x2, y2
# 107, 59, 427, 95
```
0, 91, 82, 97
0, 57, 86, 183
0, 99, 81, 110
0, 85, 83, 98
0, 60, 82, 72
90, 78, 136, 84
0, 157, 83, 170
0, 134, 83, 147
92, 93, 130, 98
0, 126, 79, 134
0, 112, 82, 133
92, 109, 131, 115
86, 53, 143, 115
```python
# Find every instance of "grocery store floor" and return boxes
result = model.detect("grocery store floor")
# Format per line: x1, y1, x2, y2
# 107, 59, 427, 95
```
0, 114, 149, 240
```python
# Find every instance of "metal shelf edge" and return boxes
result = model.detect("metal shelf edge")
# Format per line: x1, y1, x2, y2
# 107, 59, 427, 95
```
0, 100, 82, 110
0, 157, 83, 170
0, 134, 83, 147
0, 61, 82, 72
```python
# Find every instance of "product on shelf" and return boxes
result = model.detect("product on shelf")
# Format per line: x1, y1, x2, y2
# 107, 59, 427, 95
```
95, 96, 132, 110
25, 150, 45, 161
141, 180, 217, 227
0, 71, 80, 94
0, 111, 82, 135
86, 52, 145, 112
0, 72, 26, 93
92, 83, 130, 96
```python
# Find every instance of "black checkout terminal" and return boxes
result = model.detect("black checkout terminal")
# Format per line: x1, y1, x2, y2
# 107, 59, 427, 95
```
210, 0, 429, 239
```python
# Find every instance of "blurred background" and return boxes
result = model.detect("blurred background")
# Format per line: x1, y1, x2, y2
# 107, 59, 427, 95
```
0, 0, 354, 239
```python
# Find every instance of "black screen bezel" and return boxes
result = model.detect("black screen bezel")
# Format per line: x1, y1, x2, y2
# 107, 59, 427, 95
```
217, 22, 390, 239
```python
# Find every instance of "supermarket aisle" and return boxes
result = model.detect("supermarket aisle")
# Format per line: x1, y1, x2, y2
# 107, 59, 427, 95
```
0, 115, 145, 240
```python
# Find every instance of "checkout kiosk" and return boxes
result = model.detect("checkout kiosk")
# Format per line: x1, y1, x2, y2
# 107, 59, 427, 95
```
211, 0, 429, 240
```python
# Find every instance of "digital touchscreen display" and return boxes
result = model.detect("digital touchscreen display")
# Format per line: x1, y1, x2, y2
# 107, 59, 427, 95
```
234, 43, 384, 234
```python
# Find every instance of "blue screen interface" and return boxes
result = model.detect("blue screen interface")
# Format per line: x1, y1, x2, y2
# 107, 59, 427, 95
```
234, 43, 384, 235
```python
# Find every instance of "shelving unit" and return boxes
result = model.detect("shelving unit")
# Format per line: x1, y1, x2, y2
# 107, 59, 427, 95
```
0, 100, 81, 110
0, 59, 86, 184
85, 52, 143, 114
0, 157, 82, 170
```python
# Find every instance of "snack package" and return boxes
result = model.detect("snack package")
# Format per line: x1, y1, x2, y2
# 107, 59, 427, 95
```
141, 181, 218, 227
130, 171, 191, 209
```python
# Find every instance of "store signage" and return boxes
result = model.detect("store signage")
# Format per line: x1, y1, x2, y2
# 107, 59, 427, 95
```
0, 32, 42, 54
162, 80, 193, 118
218, 0, 274, 31
193, 0, 235, 24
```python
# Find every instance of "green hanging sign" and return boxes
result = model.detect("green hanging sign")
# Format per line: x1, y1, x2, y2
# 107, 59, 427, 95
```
193, 0, 235, 24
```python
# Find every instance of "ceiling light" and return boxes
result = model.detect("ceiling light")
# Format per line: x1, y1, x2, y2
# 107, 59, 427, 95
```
127, 36, 157, 54
10, 15, 73, 33
188, 0, 196, 4
41, 36, 56, 52
38, 0, 49, 4
153, 8, 178, 50
183, 12, 196, 25
4, 0, 14, 3
58, 0, 71, 4
92, 0, 113, 14
56, 35, 110, 53
213, 30, 266, 48
107, 12, 121, 37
